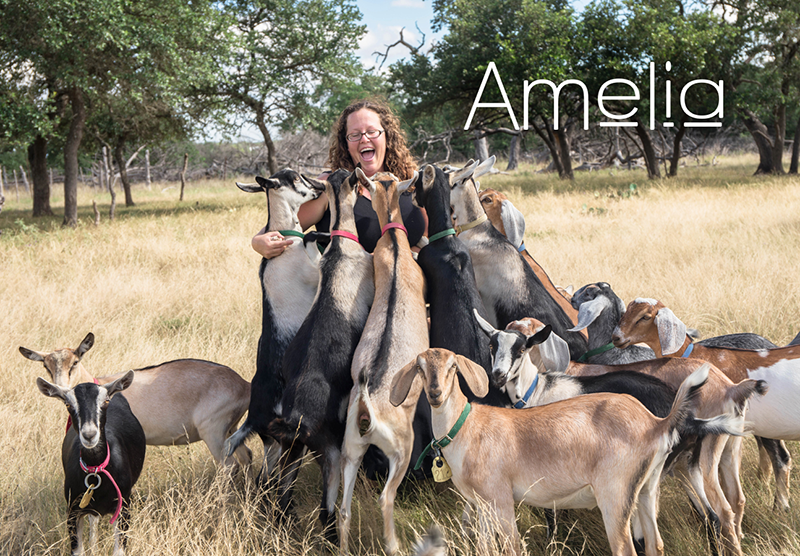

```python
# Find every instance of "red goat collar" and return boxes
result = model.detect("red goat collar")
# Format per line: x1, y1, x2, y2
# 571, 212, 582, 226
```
80, 443, 124, 525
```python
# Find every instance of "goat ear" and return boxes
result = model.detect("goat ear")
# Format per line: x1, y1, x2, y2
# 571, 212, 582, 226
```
104, 370, 135, 398
255, 176, 280, 190
301, 174, 327, 192
568, 295, 612, 332
454, 354, 489, 398
36, 376, 67, 400
450, 160, 478, 186
474, 155, 496, 179
532, 330, 571, 373
526, 324, 552, 348
235, 181, 264, 193
76, 333, 94, 358
355, 167, 375, 194
473, 308, 497, 338
390, 358, 420, 407
422, 165, 436, 189
397, 171, 418, 193
655, 307, 687, 355
500, 199, 525, 248
19, 346, 45, 362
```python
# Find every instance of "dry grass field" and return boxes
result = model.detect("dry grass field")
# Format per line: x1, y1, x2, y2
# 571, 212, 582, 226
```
1, 153, 799, 555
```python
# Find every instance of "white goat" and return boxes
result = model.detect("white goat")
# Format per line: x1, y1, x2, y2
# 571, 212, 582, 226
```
391, 347, 717, 556
20, 333, 251, 470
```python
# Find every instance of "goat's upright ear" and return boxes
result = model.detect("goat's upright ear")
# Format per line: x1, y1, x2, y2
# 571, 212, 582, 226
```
454, 354, 489, 398
473, 308, 497, 338
397, 171, 419, 193
104, 370, 135, 398
301, 174, 327, 191
568, 295, 612, 332
19, 346, 45, 362
390, 358, 420, 407
355, 167, 376, 195
36, 377, 68, 400
655, 306, 687, 355
474, 155, 496, 179
76, 333, 94, 359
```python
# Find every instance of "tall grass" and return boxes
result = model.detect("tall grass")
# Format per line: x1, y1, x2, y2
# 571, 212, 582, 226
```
1, 155, 799, 555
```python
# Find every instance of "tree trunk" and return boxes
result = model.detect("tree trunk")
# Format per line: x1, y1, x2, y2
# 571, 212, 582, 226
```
63, 87, 86, 227
789, 114, 800, 174
668, 118, 688, 177
254, 104, 277, 175
740, 108, 775, 175
114, 142, 135, 206
633, 116, 660, 179
473, 129, 490, 162
506, 133, 520, 171
179, 153, 189, 201
29, 135, 54, 216
145, 149, 152, 189
773, 101, 786, 174
553, 126, 573, 180
530, 119, 565, 177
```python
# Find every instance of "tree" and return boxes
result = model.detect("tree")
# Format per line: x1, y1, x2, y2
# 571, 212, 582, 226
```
199, 0, 366, 175
0, 0, 224, 224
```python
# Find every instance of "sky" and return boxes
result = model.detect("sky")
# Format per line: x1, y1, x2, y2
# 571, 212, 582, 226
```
353, 0, 441, 70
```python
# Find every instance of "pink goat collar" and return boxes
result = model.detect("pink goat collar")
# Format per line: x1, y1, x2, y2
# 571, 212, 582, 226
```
330, 230, 363, 247
381, 222, 408, 236
80, 443, 124, 524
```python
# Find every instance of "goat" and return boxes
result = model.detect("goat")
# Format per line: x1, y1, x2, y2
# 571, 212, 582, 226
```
476, 312, 764, 556
339, 169, 428, 556
20, 334, 251, 470
614, 297, 800, 510
448, 157, 588, 360
264, 169, 374, 542
478, 187, 584, 338
37, 371, 145, 556
412, 164, 505, 407
790, 330, 800, 346
391, 347, 719, 556
225, 169, 325, 478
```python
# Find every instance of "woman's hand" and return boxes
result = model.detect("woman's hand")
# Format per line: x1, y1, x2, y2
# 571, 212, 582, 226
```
252, 227, 294, 259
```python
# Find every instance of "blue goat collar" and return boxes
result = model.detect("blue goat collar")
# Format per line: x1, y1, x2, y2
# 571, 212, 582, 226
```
681, 342, 694, 358
514, 372, 539, 409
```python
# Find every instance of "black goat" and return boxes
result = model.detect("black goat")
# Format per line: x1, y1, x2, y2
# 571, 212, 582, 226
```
225, 169, 325, 479
37, 370, 145, 556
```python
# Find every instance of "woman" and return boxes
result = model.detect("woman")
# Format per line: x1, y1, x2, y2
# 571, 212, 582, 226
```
251, 98, 427, 257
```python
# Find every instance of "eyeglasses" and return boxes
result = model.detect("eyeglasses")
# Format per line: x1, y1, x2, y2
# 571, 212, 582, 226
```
346, 129, 384, 142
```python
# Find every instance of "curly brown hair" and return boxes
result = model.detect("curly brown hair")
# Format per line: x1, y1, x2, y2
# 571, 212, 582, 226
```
327, 98, 417, 180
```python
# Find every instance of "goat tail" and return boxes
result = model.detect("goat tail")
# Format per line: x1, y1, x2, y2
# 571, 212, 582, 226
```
412, 525, 446, 556
661, 363, 711, 442
355, 368, 376, 437
728, 378, 768, 414
225, 422, 254, 459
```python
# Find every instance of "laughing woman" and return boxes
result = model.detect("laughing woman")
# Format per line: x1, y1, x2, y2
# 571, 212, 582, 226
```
251, 98, 428, 257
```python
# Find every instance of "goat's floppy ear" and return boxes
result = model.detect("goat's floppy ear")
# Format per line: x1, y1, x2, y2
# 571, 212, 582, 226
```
655, 307, 687, 355
473, 308, 497, 338
500, 199, 525, 248
390, 358, 420, 407
301, 174, 327, 191
397, 171, 419, 193
19, 346, 45, 362
454, 354, 489, 398
474, 155, 496, 179
104, 370, 135, 398
531, 328, 571, 373
76, 333, 94, 359
568, 295, 612, 332
36, 376, 68, 400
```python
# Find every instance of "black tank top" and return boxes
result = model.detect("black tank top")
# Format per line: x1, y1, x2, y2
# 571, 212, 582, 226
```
316, 191, 425, 253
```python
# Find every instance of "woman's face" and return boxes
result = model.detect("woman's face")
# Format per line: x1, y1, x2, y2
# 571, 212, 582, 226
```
346, 108, 386, 178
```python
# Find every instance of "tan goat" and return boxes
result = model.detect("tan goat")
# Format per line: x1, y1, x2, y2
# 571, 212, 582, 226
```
20, 333, 251, 469
390, 347, 720, 556
613, 297, 800, 510
338, 169, 428, 555
490, 316, 761, 556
